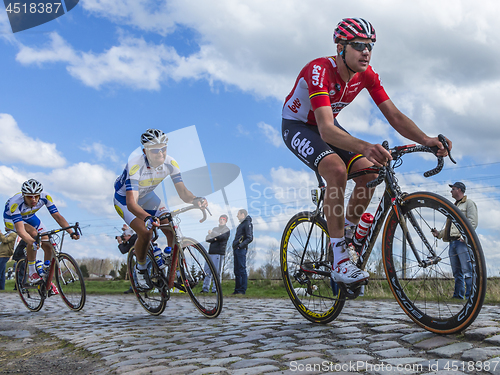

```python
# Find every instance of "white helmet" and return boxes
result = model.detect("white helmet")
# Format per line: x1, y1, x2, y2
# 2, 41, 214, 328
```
21, 179, 43, 195
140, 129, 168, 147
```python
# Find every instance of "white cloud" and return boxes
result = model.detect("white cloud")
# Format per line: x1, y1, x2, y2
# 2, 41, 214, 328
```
0, 166, 28, 196
0, 114, 66, 167
10, 0, 500, 161
258, 122, 282, 148
46, 162, 118, 216
81, 142, 120, 163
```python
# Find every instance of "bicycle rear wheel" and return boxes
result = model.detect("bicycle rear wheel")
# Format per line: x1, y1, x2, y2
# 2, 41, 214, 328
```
15, 259, 44, 312
383, 192, 486, 334
280, 212, 345, 324
127, 247, 167, 316
55, 253, 86, 311
179, 238, 223, 318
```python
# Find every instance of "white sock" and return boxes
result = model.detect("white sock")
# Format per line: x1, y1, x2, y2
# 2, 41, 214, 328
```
28, 262, 37, 275
331, 237, 348, 268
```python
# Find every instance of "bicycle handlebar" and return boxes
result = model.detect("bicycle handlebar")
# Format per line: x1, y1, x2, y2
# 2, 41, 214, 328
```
170, 204, 211, 223
366, 134, 454, 188
153, 205, 211, 243
35, 222, 81, 243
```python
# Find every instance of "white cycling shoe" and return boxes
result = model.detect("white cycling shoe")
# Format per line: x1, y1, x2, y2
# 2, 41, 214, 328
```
135, 267, 152, 290
331, 259, 369, 285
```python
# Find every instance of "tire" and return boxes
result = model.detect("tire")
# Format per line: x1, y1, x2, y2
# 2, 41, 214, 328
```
179, 238, 223, 318
127, 247, 167, 316
55, 253, 86, 311
280, 212, 345, 324
15, 259, 44, 312
383, 191, 486, 334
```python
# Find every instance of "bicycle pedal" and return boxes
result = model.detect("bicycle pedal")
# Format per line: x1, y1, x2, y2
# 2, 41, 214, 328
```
337, 281, 366, 300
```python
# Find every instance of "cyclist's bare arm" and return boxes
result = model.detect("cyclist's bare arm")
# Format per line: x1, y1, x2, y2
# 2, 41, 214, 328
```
314, 106, 391, 167
174, 182, 208, 208
378, 99, 452, 156
14, 221, 36, 247
51, 212, 79, 239
125, 190, 156, 223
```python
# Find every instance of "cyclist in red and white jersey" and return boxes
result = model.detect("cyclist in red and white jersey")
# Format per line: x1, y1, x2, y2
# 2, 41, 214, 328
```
282, 18, 451, 286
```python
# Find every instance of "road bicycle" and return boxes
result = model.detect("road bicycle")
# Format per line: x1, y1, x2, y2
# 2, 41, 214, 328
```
280, 136, 486, 334
15, 223, 86, 312
127, 204, 223, 318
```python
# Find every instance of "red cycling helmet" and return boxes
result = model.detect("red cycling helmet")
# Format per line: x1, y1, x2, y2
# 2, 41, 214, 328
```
334, 18, 376, 43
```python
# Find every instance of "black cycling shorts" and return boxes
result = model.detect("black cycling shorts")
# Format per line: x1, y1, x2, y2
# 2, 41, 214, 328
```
282, 118, 364, 174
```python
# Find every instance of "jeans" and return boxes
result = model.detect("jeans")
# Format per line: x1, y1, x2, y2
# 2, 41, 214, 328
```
449, 239, 472, 299
0, 257, 9, 290
202, 254, 224, 292
234, 247, 247, 293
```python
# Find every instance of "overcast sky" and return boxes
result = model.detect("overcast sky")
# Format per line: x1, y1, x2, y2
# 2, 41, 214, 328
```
1, 0, 500, 273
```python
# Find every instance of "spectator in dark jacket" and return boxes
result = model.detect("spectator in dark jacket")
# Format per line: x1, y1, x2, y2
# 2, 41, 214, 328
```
201, 215, 230, 293
232, 209, 253, 295
0, 228, 17, 290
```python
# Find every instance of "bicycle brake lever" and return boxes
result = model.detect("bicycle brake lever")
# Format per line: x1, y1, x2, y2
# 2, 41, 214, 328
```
438, 134, 456, 164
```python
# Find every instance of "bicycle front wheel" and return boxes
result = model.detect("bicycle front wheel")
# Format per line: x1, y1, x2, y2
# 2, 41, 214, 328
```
15, 259, 44, 312
127, 247, 167, 316
281, 212, 345, 324
179, 238, 223, 318
383, 191, 486, 334
55, 253, 86, 311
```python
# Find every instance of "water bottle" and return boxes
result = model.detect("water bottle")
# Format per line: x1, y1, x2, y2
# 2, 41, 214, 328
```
153, 245, 166, 269
353, 213, 374, 247
163, 247, 172, 266
43, 260, 51, 277
35, 260, 44, 276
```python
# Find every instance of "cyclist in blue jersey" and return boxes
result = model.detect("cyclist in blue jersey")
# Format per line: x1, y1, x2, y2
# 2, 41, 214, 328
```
4, 179, 79, 285
114, 129, 207, 290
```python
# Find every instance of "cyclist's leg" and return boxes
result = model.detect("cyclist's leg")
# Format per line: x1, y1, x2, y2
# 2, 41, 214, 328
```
114, 197, 152, 264
282, 119, 368, 283
344, 157, 377, 225
282, 119, 345, 239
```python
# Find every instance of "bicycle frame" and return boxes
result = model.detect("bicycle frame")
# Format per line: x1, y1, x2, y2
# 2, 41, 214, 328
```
34, 224, 82, 289
148, 205, 210, 291
307, 143, 447, 277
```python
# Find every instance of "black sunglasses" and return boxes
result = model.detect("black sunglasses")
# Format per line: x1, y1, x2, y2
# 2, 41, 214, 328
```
347, 41, 374, 52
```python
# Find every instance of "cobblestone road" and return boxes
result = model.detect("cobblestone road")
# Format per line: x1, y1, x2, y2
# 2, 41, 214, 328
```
2, 293, 500, 374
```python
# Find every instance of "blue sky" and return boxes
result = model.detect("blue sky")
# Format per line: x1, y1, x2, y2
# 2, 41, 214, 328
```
1, 0, 500, 273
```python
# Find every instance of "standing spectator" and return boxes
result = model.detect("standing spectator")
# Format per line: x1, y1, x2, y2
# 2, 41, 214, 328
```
232, 209, 253, 295
116, 224, 137, 294
432, 182, 478, 300
0, 228, 17, 290
201, 215, 230, 293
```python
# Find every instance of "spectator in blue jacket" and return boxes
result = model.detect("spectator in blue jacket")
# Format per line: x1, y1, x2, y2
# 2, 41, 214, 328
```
232, 209, 253, 295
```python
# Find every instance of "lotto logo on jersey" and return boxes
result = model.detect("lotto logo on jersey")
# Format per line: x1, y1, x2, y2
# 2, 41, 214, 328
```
311, 65, 323, 88
291, 132, 314, 158
287, 98, 301, 113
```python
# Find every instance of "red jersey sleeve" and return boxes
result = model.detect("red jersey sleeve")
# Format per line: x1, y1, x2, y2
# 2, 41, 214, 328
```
304, 59, 331, 110
363, 66, 389, 106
